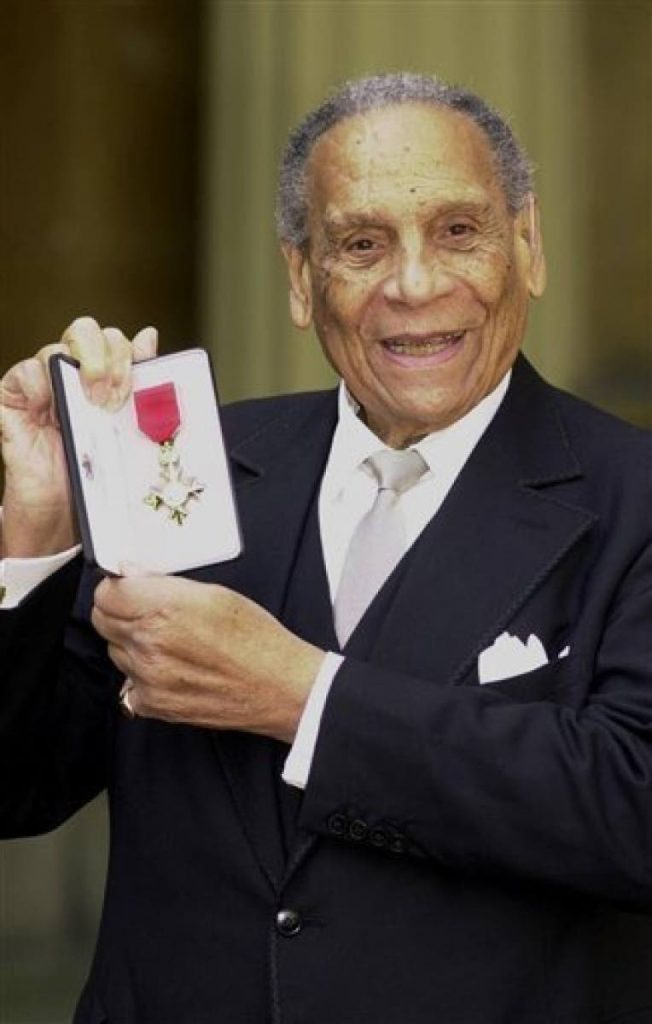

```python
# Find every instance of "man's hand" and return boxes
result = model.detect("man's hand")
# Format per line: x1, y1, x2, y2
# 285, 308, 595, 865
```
92, 573, 325, 744
0, 317, 157, 557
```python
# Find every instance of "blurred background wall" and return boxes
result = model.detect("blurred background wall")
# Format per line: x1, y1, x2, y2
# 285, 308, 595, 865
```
1, 0, 650, 1019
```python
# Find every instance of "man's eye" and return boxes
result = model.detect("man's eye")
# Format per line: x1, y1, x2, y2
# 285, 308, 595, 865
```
448, 223, 474, 237
347, 238, 377, 252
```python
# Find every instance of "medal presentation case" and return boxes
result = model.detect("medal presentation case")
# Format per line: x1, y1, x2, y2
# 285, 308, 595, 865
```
50, 348, 243, 575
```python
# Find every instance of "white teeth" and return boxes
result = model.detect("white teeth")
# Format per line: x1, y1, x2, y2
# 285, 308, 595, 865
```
386, 331, 464, 354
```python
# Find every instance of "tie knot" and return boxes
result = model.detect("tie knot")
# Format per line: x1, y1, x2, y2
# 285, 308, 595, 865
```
365, 448, 428, 495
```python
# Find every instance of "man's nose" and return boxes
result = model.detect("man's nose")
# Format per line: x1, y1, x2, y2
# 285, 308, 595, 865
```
382, 247, 455, 306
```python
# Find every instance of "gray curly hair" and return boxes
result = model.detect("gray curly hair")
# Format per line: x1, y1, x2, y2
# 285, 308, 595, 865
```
276, 72, 534, 248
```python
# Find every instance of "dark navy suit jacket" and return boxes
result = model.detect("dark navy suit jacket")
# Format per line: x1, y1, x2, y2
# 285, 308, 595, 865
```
1, 356, 651, 1023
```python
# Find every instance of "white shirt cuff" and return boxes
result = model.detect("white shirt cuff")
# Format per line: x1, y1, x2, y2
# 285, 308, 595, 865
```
0, 546, 81, 608
282, 651, 345, 790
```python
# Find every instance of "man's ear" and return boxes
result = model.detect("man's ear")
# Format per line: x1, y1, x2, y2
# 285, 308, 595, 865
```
282, 243, 313, 329
516, 194, 546, 299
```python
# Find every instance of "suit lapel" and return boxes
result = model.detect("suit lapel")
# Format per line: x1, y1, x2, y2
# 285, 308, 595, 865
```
200, 391, 338, 613
204, 391, 338, 892
345, 357, 596, 686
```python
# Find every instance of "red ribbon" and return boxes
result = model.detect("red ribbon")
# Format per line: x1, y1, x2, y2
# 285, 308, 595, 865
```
134, 383, 180, 444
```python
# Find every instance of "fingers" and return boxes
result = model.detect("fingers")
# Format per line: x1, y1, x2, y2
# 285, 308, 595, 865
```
2, 318, 159, 428
108, 643, 132, 676
59, 316, 159, 410
94, 578, 140, 622
1, 343, 70, 425
103, 327, 133, 410
62, 316, 127, 405
1, 354, 55, 425
94, 572, 172, 620
132, 326, 158, 363
91, 601, 129, 641
61, 317, 107, 387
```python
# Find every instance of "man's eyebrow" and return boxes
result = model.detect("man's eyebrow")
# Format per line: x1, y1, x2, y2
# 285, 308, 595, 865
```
428, 198, 496, 218
323, 211, 390, 234
323, 198, 496, 234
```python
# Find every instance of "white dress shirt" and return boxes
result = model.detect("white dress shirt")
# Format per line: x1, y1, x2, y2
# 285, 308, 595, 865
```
0, 372, 510, 789
283, 372, 510, 786
0, 516, 81, 608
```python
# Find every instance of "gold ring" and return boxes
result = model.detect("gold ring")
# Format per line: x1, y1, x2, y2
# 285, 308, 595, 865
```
119, 680, 136, 720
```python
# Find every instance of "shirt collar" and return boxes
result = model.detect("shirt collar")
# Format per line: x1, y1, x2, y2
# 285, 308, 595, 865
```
322, 370, 511, 501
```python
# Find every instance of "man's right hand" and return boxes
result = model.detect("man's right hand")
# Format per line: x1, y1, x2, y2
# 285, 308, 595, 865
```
0, 317, 158, 558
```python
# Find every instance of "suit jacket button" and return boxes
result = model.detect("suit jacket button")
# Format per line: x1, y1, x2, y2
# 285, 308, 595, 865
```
276, 908, 302, 937
348, 818, 368, 841
327, 812, 348, 836
369, 827, 388, 848
389, 834, 406, 854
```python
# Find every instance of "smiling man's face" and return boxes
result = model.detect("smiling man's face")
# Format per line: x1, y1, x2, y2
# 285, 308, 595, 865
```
284, 102, 546, 447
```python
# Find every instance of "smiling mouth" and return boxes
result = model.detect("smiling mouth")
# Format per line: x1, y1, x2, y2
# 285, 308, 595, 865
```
382, 330, 466, 356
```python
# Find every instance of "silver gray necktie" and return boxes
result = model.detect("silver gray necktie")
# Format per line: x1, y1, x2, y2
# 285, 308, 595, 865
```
334, 448, 428, 645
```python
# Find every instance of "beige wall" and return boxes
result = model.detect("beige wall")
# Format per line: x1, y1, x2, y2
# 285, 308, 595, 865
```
583, 1, 651, 423
0, 0, 199, 378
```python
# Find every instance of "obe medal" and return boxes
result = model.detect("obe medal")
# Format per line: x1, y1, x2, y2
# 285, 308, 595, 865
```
134, 382, 204, 525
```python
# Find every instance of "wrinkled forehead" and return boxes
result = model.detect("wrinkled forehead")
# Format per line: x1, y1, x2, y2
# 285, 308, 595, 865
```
305, 103, 506, 220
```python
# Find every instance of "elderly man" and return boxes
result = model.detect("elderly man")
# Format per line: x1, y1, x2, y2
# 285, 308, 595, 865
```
1, 73, 651, 1023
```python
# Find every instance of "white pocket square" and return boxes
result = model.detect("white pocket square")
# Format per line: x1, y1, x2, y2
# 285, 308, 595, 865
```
478, 631, 550, 684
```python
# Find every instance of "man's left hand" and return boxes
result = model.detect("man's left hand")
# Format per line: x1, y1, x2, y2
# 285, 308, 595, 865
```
92, 573, 325, 743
